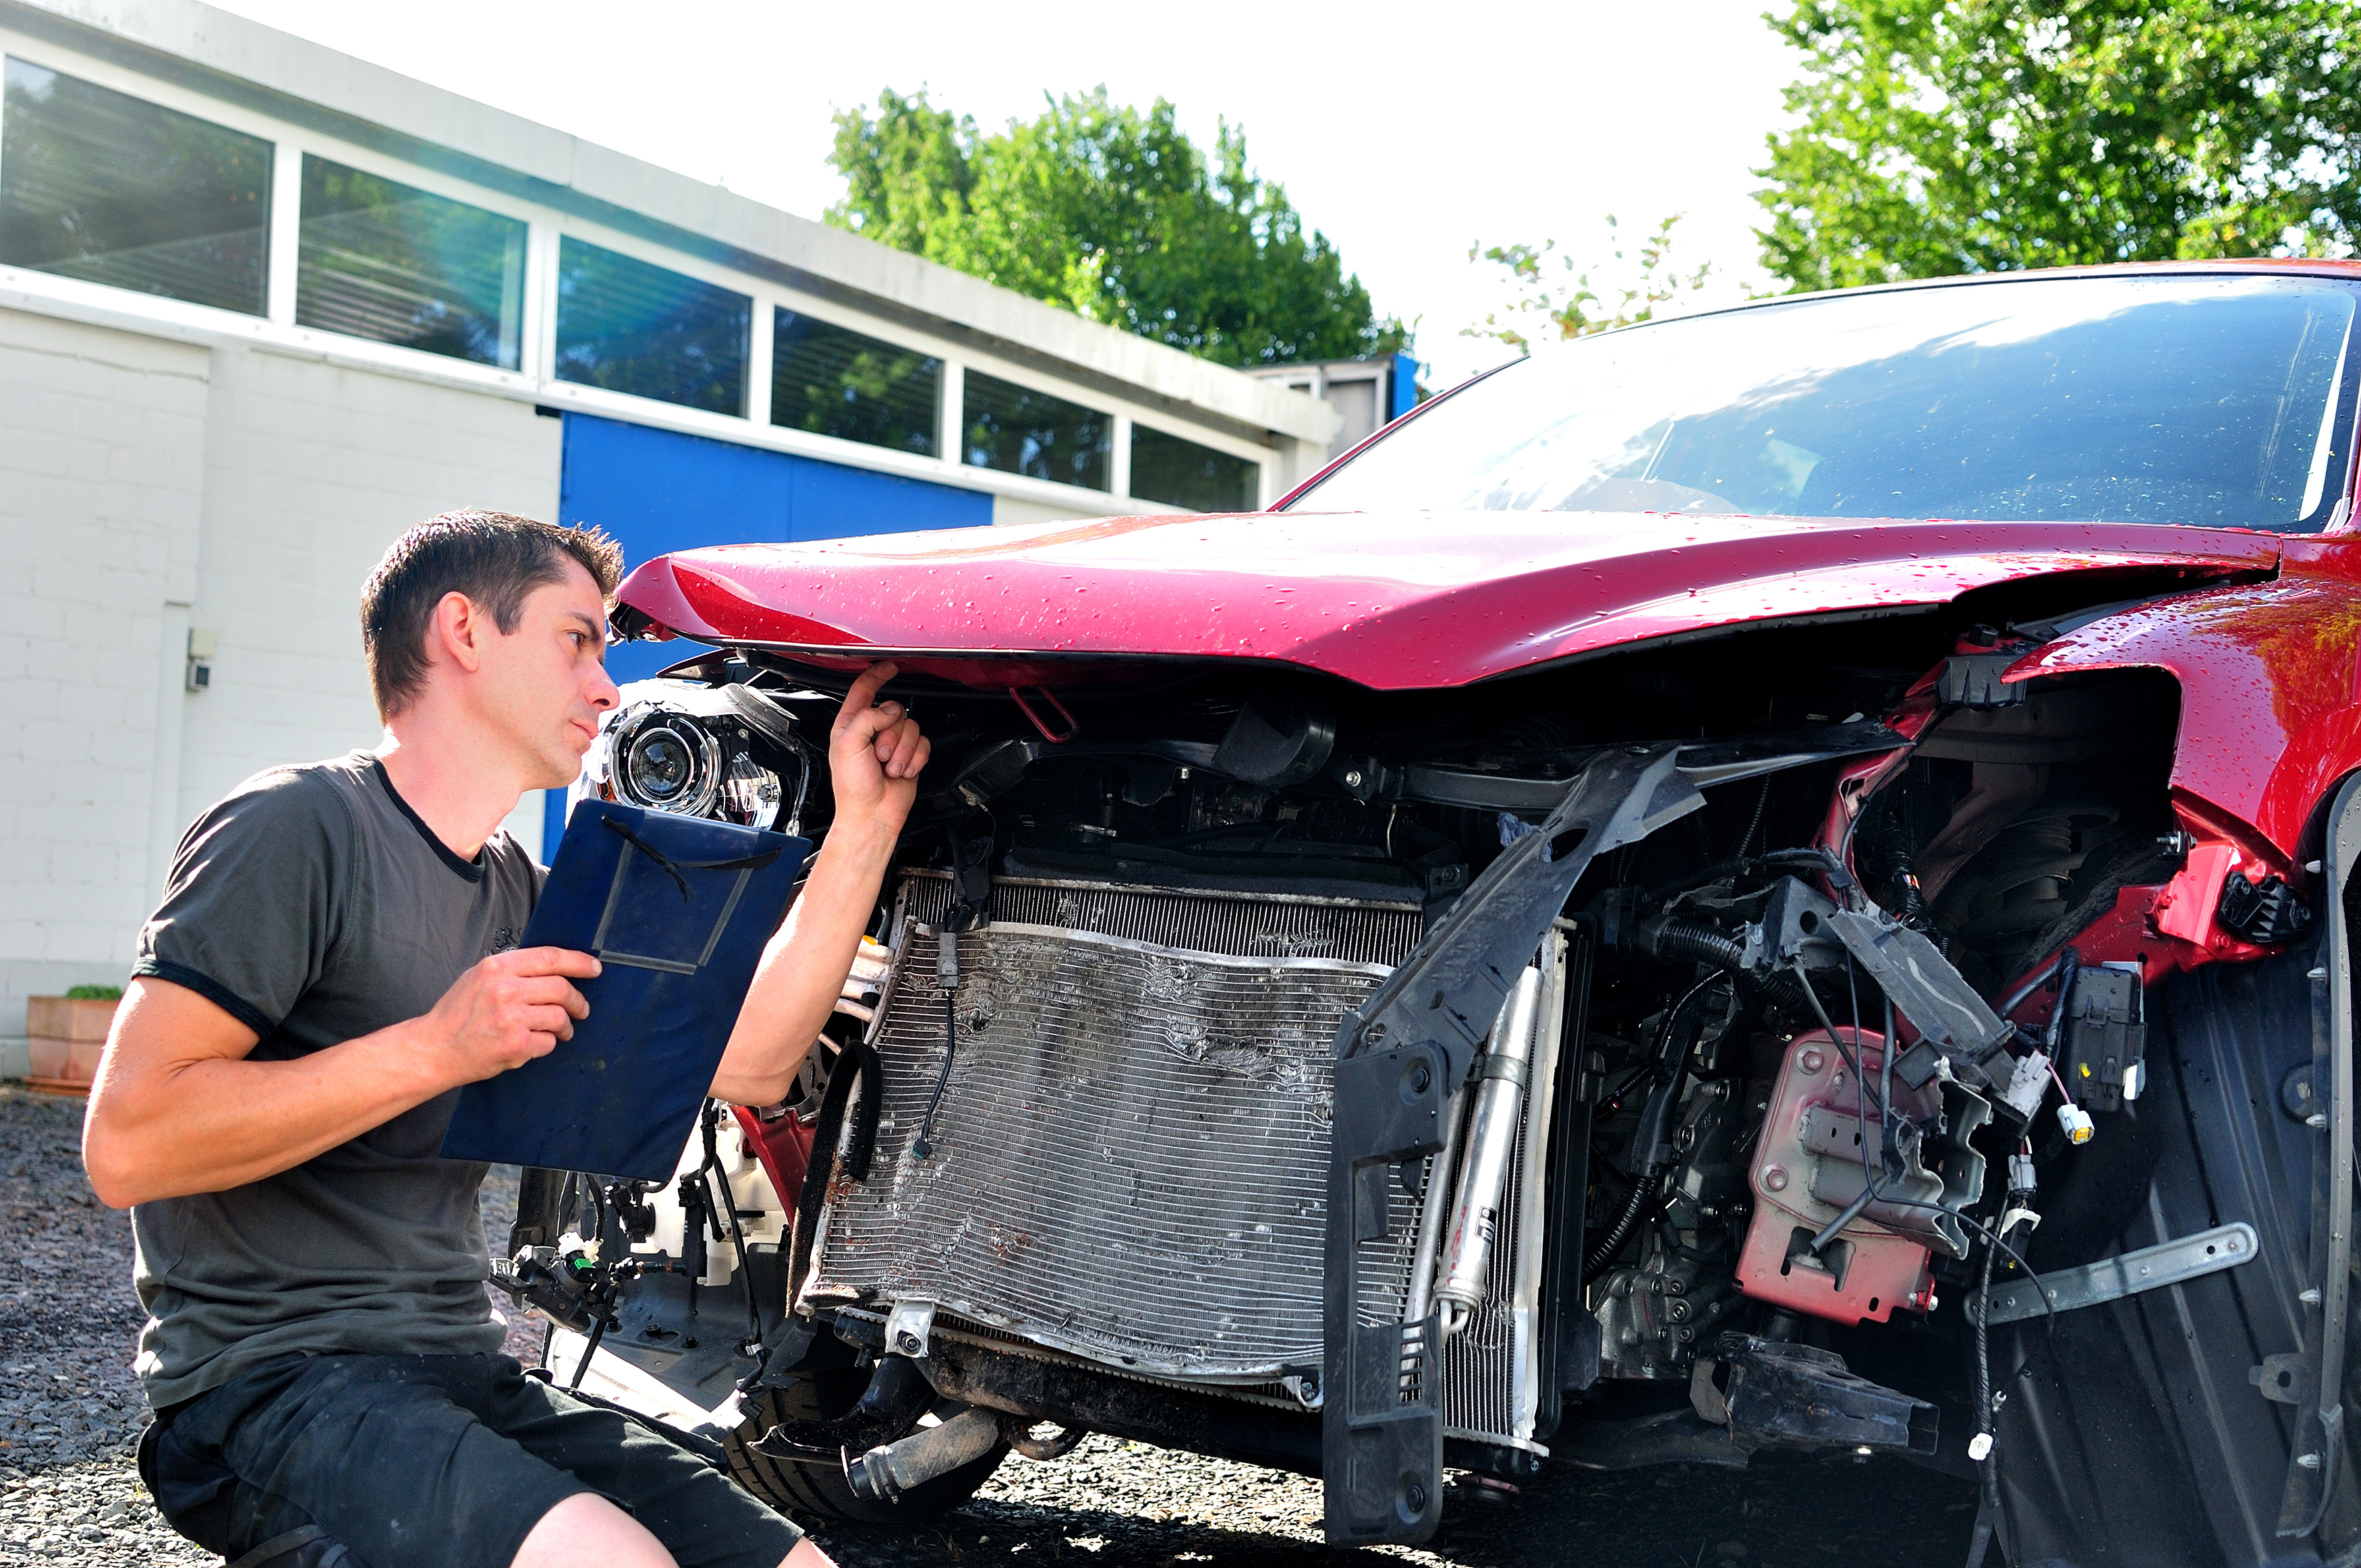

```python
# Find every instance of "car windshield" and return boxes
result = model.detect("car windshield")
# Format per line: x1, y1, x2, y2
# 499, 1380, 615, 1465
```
1288, 273, 2360, 531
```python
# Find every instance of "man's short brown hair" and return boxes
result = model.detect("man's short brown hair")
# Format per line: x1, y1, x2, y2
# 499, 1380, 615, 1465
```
360, 511, 623, 718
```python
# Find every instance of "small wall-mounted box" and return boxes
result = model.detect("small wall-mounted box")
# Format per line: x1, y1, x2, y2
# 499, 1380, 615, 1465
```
188, 627, 217, 692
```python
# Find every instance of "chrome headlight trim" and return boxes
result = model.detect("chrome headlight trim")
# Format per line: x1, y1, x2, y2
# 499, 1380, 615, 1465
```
613, 706, 723, 818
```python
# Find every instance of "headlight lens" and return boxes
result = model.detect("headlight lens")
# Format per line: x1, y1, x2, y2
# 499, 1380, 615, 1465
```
614, 710, 720, 817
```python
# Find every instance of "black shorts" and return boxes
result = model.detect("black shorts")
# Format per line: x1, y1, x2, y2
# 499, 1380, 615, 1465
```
140, 1353, 803, 1568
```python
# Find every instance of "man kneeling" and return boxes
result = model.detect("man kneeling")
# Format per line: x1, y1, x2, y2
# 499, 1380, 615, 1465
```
84, 511, 929, 1568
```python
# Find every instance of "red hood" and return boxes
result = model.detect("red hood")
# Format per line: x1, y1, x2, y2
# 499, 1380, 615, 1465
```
611, 509, 2283, 690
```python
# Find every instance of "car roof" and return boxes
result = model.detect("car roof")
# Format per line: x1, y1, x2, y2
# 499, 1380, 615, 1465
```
1620, 257, 2361, 335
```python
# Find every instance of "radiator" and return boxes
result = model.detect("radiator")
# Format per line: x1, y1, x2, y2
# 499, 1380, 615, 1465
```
805, 872, 1555, 1448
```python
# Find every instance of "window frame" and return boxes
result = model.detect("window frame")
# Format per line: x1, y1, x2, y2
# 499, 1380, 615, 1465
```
0, 26, 1285, 519
0, 49, 279, 320
292, 150, 532, 371
960, 365, 1116, 492
1128, 417, 1264, 513
768, 303, 946, 459
551, 231, 755, 418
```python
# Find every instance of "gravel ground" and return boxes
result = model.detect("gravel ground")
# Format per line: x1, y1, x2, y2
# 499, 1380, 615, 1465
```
0, 1084, 1977, 1567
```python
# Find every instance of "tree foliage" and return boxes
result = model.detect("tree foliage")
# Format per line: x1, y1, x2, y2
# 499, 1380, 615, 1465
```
828, 88, 1404, 367
1758, 0, 2361, 291
1465, 215, 1714, 351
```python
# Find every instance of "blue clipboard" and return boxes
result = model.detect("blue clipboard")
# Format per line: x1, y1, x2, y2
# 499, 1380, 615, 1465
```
439, 798, 810, 1181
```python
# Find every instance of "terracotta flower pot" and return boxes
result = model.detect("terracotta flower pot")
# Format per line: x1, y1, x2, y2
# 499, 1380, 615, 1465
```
26, 995, 117, 1092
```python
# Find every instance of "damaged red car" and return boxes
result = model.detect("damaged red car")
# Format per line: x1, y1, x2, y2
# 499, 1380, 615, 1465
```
503, 262, 2361, 1567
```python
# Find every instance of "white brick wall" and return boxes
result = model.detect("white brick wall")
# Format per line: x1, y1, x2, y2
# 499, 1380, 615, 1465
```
0, 308, 208, 1072
0, 319, 560, 1075
177, 345, 560, 829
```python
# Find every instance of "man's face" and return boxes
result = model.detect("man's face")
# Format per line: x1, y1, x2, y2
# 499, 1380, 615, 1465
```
472, 560, 622, 790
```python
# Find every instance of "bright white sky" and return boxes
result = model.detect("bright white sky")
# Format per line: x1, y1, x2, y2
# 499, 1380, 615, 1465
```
210, 0, 1798, 388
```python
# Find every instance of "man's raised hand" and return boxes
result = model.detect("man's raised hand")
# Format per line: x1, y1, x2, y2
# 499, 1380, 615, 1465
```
828, 662, 930, 833
422, 946, 600, 1084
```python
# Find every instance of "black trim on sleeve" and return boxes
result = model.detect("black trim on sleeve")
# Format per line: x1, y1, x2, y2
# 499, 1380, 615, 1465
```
370, 759, 486, 883
130, 958, 277, 1041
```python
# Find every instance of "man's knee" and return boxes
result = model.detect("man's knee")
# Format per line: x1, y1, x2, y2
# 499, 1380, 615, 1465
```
511, 1493, 675, 1568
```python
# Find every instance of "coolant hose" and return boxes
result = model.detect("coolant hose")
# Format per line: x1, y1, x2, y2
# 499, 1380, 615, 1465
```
847, 1406, 1004, 1503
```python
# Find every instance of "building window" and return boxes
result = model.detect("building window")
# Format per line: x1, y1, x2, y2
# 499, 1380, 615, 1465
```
0, 58, 271, 314
1131, 425, 1259, 512
554, 237, 748, 415
772, 310, 940, 457
296, 156, 526, 368
963, 371, 1108, 490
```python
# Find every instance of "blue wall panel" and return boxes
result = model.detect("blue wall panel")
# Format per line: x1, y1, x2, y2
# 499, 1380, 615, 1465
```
544, 411, 992, 850
560, 412, 990, 685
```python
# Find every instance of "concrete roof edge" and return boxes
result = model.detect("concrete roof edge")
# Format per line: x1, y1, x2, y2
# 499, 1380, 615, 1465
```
1, 0, 1342, 445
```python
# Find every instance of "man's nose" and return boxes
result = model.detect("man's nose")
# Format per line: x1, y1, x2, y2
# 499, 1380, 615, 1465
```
588, 662, 621, 710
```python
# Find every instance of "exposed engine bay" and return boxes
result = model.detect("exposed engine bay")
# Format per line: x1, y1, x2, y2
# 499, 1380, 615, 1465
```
499, 589, 2314, 1546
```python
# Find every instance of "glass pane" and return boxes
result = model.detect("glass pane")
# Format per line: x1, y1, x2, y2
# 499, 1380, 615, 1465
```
772, 310, 938, 455
297, 155, 525, 368
1131, 425, 1258, 512
0, 58, 270, 314
555, 237, 748, 415
963, 370, 1108, 490
1291, 274, 2360, 533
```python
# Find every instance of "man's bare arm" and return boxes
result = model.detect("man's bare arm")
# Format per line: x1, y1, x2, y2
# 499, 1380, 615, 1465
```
710, 663, 927, 1106
84, 948, 598, 1209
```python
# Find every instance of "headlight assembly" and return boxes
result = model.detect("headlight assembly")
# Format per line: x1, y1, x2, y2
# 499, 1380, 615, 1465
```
588, 684, 809, 834
613, 708, 723, 818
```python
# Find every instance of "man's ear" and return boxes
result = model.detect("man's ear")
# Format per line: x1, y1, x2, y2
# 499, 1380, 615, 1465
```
426, 591, 488, 677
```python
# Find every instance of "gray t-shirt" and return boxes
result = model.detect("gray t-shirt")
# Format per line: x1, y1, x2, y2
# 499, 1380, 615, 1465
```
129, 751, 543, 1408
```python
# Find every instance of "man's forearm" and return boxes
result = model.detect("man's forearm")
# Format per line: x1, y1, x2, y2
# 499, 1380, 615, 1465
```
86, 986, 460, 1207
710, 817, 899, 1105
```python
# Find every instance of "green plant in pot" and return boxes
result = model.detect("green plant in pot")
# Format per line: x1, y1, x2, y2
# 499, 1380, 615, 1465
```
26, 984, 123, 1091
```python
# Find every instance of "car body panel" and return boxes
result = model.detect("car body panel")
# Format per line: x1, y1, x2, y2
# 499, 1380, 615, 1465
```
613, 511, 2284, 692
2016, 537, 2361, 862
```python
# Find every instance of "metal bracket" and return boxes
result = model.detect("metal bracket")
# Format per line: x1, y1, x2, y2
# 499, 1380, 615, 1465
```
884, 1297, 938, 1359
1970, 1222, 2258, 1326
2254, 1352, 2314, 1406
1321, 747, 1703, 1548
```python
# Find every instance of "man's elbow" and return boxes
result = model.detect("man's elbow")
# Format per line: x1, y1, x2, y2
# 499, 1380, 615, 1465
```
82, 1122, 146, 1209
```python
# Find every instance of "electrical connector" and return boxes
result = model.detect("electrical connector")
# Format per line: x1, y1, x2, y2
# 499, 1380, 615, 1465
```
2056, 1101, 2095, 1145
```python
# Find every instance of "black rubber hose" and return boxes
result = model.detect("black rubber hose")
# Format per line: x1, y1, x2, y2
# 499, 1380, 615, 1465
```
1583, 1170, 1658, 1283
847, 1405, 1006, 1502
1583, 972, 1722, 1282
1641, 919, 1750, 974
1647, 917, 1829, 1022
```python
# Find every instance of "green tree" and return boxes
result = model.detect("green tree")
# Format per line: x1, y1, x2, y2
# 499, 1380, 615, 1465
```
1758, 0, 2361, 292
1465, 214, 1713, 352
828, 88, 1405, 367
